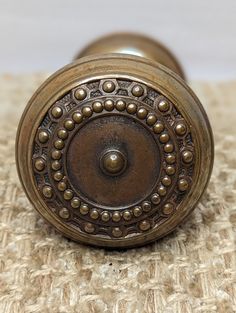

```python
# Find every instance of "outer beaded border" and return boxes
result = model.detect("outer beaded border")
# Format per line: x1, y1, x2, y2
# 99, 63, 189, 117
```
33, 79, 194, 239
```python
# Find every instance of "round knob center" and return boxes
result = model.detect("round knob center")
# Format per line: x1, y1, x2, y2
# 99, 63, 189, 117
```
101, 150, 127, 176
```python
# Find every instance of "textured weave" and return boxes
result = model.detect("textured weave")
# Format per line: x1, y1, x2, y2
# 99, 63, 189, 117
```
0, 74, 235, 313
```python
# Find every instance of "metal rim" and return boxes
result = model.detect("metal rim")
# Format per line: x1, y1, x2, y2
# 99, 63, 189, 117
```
16, 54, 214, 248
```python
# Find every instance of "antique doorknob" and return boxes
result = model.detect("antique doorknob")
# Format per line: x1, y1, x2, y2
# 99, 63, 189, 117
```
16, 33, 214, 248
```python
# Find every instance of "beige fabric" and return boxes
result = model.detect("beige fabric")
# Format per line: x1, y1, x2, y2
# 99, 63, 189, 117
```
0, 74, 235, 313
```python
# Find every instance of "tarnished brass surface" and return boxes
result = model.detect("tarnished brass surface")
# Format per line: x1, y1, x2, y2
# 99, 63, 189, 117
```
16, 34, 214, 248
76, 33, 185, 79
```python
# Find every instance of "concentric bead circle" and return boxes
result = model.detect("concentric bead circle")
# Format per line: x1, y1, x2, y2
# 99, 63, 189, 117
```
32, 78, 196, 242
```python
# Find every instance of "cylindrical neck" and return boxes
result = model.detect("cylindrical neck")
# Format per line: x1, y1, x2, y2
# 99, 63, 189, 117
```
75, 33, 185, 80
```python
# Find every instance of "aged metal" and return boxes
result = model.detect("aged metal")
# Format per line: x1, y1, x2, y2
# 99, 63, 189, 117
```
16, 33, 214, 248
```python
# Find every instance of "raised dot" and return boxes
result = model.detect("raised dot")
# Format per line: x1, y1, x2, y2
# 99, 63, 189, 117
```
112, 227, 122, 238
51, 106, 63, 118
165, 165, 175, 175
178, 178, 189, 192
103, 81, 115, 93
158, 100, 170, 112
137, 108, 148, 119
58, 181, 67, 191
166, 154, 176, 164
71, 197, 81, 209
64, 119, 75, 130
59, 207, 70, 219
42, 186, 53, 198
104, 99, 114, 111
64, 189, 73, 200
90, 209, 99, 220
74, 88, 87, 100
151, 193, 161, 205
153, 122, 164, 134
82, 106, 93, 117
139, 220, 151, 231
80, 204, 89, 215
84, 223, 95, 234
54, 171, 63, 181
163, 203, 174, 215
182, 150, 193, 163
51, 160, 61, 171
101, 150, 126, 175
132, 85, 144, 97
126, 103, 137, 114
159, 133, 169, 143
162, 176, 172, 186
158, 185, 167, 196
51, 156, 61, 167
51, 150, 61, 160
112, 211, 121, 222
38, 130, 49, 143
73, 112, 83, 123
142, 201, 152, 212
34, 158, 45, 171
164, 143, 174, 153
123, 210, 132, 221
133, 206, 142, 217
54, 139, 64, 150
101, 211, 110, 222
92, 101, 103, 113
146, 114, 157, 126
57, 129, 68, 140
116, 100, 126, 111
175, 122, 187, 136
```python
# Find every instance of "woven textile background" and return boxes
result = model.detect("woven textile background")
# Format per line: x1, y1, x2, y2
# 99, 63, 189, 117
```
0, 74, 235, 313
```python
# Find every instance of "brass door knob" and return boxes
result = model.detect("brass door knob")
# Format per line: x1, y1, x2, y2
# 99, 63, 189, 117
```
16, 33, 214, 248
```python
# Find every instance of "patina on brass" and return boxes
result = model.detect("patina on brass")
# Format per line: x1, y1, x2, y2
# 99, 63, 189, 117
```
16, 33, 214, 248
75, 33, 185, 79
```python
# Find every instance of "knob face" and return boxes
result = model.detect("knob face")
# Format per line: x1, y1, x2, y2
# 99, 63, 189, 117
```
16, 54, 213, 248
